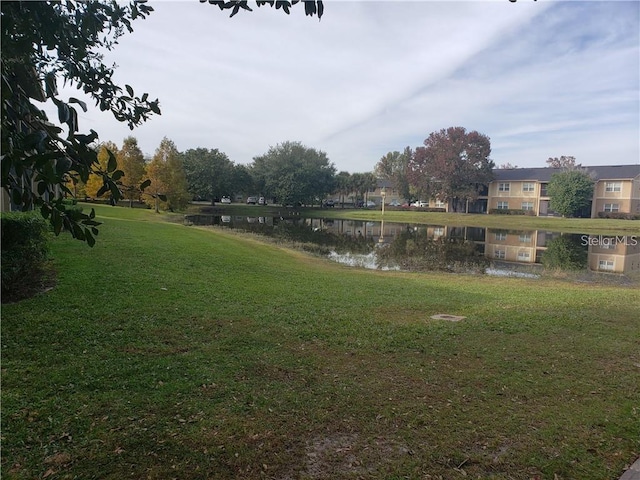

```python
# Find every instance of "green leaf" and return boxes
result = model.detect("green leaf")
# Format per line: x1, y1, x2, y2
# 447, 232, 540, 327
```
125, 84, 134, 97
107, 150, 118, 173
68, 97, 87, 112
140, 179, 151, 190
57, 101, 70, 124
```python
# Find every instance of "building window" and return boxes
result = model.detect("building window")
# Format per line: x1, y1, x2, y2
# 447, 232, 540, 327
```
523, 183, 535, 192
498, 183, 510, 192
517, 251, 531, 261
495, 249, 506, 259
540, 183, 548, 196
598, 259, 615, 271
603, 203, 619, 212
522, 202, 534, 211
519, 234, 532, 243
497, 201, 509, 209
605, 182, 622, 192
494, 232, 507, 241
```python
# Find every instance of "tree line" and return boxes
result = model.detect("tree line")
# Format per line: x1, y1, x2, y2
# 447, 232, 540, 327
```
79, 137, 383, 211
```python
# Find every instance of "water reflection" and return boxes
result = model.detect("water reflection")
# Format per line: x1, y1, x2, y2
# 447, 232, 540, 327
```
184, 214, 640, 275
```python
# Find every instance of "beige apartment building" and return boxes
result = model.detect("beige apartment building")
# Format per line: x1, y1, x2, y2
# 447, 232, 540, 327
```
487, 164, 640, 217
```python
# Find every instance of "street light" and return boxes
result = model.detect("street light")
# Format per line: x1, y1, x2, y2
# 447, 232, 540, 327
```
379, 187, 386, 244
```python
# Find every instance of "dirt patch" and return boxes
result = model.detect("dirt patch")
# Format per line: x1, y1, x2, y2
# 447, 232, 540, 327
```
304, 433, 411, 479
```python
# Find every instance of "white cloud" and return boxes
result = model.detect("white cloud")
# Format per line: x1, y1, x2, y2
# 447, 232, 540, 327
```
50, 0, 639, 171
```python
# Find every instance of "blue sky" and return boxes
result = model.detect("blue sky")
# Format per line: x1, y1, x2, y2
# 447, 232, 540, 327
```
53, 0, 639, 173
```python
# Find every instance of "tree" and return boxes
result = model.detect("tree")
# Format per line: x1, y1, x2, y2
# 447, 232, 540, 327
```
349, 172, 377, 206
542, 235, 588, 271
143, 138, 189, 212
182, 148, 233, 204
251, 141, 335, 206
1, 0, 322, 245
547, 155, 580, 169
408, 127, 494, 212
85, 142, 120, 200
498, 162, 518, 169
335, 171, 352, 208
547, 169, 595, 218
374, 147, 411, 201
1, 1, 159, 245
118, 137, 146, 207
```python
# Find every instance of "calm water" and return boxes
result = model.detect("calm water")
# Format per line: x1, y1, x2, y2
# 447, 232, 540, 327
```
184, 214, 640, 278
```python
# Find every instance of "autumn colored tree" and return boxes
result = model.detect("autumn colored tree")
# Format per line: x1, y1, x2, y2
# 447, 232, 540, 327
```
408, 127, 494, 212
143, 138, 189, 212
118, 137, 146, 207
85, 142, 120, 200
546, 155, 580, 169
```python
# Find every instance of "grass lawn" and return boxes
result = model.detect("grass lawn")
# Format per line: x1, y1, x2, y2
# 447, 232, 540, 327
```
2, 204, 639, 479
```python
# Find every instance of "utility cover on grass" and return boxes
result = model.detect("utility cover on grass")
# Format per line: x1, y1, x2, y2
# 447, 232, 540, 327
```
431, 314, 466, 322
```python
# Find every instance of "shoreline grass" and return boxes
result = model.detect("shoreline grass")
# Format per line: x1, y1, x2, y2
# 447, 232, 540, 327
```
2, 205, 639, 479
180, 202, 640, 236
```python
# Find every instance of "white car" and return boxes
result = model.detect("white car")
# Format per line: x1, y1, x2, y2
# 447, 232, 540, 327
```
410, 200, 429, 207
220, 196, 231, 204
365, 200, 376, 208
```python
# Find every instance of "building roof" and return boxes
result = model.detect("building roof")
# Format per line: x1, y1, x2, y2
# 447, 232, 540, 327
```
494, 164, 640, 182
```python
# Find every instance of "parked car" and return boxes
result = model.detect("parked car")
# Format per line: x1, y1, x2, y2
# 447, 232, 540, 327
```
323, 199, 335, 208
388, 199, 402, 207
410, 200, 429, 207
246, 196, 257, 204
220, 196, 231, 204
365, 200, 376, 208
258, 196, 266, 205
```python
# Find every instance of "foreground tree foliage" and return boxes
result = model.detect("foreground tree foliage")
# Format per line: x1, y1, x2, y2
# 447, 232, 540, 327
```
1, 0, 323, 246
548, 169, 595, 218
251, 141, 336, 206
408, 127, 495, 212
84, 142, 120, 200
1, 0, 158, 245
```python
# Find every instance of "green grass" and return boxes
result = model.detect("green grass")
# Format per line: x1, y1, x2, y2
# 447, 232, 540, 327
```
2, 205, 639, 479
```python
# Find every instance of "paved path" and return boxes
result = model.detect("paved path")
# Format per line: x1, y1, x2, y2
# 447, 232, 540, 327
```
620, 457, 640, 480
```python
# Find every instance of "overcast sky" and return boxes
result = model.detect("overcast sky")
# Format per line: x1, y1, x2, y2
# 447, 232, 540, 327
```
57, 0, 639, 173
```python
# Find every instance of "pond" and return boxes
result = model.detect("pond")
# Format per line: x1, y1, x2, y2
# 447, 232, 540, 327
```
184, 214, 640, 279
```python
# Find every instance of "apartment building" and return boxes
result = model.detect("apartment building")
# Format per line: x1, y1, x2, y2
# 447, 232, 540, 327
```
488, 164, 640, 217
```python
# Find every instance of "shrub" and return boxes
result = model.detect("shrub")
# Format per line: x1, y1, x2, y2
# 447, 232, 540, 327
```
489, 208, 535, 216
1, 211, 52, 303
597, 211, 640, 220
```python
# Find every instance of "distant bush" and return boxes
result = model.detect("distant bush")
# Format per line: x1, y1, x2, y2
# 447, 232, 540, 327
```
597, 212, 640, 220
1, 211, 52, 303
489, 208, 535, 216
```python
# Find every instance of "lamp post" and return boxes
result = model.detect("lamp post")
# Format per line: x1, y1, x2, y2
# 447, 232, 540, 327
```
379, 187, 386, 244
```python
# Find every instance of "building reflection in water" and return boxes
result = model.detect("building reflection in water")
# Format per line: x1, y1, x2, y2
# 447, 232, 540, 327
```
184, 214, 639, 275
